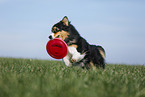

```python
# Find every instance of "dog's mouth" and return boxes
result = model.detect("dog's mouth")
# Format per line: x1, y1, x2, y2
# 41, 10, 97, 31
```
48, 33, 55, 40
56, 35, 60, 38
49, 30, 69, 41
49, 34, 60, 40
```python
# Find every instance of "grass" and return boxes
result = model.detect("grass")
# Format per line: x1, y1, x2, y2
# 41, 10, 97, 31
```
0, 57, 145, 97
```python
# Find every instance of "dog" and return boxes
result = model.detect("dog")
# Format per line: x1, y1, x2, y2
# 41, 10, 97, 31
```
49, 16, 105, 69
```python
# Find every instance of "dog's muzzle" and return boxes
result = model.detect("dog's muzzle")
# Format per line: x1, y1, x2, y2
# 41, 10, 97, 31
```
49, 33, 55, 39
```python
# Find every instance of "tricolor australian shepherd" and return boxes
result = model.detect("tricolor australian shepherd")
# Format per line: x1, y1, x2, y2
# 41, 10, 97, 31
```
49, 16, 105, 69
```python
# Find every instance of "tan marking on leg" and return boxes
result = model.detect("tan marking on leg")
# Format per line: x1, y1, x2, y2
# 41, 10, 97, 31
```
90, 61, 96, 72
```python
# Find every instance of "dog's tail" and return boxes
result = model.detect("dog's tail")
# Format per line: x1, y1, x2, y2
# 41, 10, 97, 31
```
96, 46, 106, 69
97, 46, 105, 59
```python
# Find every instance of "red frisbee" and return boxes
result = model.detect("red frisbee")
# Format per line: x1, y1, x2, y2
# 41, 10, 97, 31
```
46, 38, 68, 59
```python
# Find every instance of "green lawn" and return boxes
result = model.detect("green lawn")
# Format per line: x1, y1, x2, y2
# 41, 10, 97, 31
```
0, 58, 145, 97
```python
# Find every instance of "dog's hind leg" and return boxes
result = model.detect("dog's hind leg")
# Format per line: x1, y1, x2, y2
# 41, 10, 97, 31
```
90, 62, 97, 71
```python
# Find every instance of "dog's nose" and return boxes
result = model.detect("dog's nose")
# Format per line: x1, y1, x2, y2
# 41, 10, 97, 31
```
49, 35, 52, 39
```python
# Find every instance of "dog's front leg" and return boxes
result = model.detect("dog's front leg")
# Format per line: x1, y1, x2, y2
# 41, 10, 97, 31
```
62, 53, 72, 66
68, 47, 86, 63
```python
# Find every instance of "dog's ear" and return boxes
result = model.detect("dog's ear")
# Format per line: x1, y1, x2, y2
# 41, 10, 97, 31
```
62, 16, 69, 26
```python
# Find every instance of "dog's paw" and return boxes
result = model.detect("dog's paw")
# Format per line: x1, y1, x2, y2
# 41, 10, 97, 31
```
71, 59, 76, 63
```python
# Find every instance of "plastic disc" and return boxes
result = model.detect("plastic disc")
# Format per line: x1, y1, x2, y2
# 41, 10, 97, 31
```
46, 38, 68, 59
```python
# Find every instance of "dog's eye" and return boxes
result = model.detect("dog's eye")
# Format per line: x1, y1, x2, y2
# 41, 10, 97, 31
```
55, 28, 59, 32
52, 27, 60, 33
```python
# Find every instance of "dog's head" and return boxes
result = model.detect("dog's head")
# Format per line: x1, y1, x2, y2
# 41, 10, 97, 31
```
49, 16, 70, 41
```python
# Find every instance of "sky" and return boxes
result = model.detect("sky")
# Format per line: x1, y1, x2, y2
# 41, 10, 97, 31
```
0, 0, 145, 65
